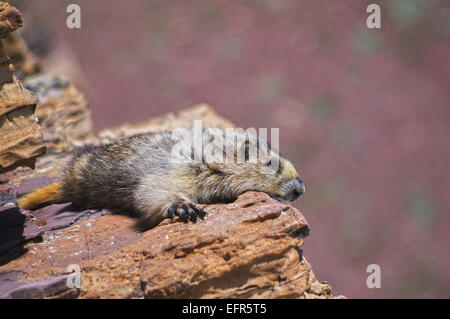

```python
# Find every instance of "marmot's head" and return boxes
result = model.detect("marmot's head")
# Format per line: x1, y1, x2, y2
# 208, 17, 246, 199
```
199, 129, 305, 203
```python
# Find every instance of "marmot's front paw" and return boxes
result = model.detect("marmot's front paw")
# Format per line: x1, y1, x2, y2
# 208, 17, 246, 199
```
168, 203, 207, 223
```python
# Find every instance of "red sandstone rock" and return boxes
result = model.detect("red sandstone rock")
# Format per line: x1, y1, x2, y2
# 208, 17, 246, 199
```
0, 191, 333, 299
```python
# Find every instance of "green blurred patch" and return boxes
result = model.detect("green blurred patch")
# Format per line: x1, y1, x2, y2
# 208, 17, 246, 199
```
405, 190, 438, 227
316, 29, 335, 52
389, 258, 446, 298
214, 35, 242, 61
304, 178, 346, 212
197, 2, 223, 24
145, 0, 172, 31
386, 0, 435, 24
108, 50, 138, 79
432, 8, 450, 37
352, 30, 384, 54
335, 194, 388, 262
308, 93, 339, 120
251, 73, 287, 104
396, 24, 430, 66
345, 64, 364, 88
383, 0, 439, 66
332, 122, 361, 149
286, 140, 321, 164
142, 35, 169, 63
253, 0, 288, 13
156, 73, 185, 103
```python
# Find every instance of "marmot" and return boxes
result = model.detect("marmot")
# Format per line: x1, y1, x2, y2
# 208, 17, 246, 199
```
17, 127, 305, 230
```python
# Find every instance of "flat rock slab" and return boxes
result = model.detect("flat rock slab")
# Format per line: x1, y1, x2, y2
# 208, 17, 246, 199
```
0, 191, 332, 299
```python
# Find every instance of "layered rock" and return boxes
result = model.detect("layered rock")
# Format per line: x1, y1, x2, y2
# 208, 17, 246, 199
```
0, 1, 45, 174
2, 30, 40, 76
24, 74, 92, 143
1, 191, 331, 299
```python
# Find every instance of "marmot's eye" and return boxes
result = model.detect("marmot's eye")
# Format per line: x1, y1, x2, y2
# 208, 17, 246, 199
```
266, 159, 283, 174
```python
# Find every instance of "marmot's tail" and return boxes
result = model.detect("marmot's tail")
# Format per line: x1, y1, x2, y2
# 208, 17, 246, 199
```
16, 181, 64, 210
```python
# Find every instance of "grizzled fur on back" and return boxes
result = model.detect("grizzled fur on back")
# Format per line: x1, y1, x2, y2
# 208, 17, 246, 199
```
62, 132, 175, 213
55, 127, 304, 229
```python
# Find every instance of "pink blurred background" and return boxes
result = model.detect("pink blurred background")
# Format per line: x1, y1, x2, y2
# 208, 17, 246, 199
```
16, 0, 450, 298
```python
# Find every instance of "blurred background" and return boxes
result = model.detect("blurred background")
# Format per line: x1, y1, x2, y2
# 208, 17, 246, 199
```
14, 0, 449, 298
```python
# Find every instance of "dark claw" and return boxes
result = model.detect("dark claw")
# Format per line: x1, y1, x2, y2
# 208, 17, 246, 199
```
177, 208, 189, 223
190, 204, 207, 220
168, 207, 176, 219
181, 204, 197, 223
187, 208, 197, 222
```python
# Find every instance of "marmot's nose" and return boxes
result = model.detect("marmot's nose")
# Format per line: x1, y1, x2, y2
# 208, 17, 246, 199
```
287, 177, 305, 201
